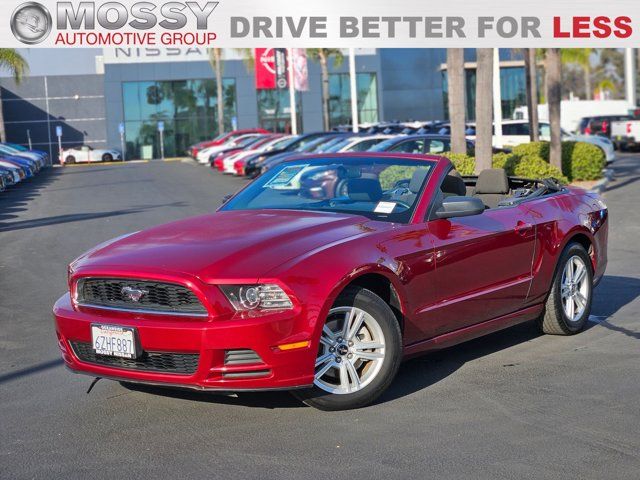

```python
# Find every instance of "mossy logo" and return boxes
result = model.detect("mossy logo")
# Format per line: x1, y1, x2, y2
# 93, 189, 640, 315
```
10, 2, 52, 44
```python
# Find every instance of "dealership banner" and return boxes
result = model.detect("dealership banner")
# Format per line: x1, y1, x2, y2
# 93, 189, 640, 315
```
2, 0, 640, 47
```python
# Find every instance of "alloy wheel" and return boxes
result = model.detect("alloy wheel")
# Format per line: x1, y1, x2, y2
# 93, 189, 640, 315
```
560, 255, 590, 321
314, 306, 386, 394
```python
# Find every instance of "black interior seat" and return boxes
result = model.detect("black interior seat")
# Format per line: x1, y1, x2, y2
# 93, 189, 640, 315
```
347, 178, 383, 202
396, 168, 430, 205
473, 168, 510, 208
441, 170, 467, 198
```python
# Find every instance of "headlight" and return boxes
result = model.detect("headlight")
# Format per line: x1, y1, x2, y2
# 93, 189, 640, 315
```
219, 284, 293, 311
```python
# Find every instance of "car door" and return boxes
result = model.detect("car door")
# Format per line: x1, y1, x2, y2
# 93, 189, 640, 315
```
414, 176, 537, 337
80, 146, 91, 162
388, 138, 426, 154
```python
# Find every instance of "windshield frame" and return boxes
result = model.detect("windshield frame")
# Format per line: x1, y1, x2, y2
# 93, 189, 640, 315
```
220, 154, 437, 224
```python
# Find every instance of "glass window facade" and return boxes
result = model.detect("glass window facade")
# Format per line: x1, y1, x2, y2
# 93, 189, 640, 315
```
257, 89, 303, 133
328, 73, 379, 129
442, 66, 539, 121
122, 79, 237, 159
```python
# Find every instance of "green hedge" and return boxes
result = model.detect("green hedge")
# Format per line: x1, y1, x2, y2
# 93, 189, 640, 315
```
511, 141, 604, 181
443, 151, 568, 183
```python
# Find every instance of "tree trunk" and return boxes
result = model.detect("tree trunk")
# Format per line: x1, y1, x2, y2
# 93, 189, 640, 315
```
525, 48, 540, 142
447, 48, 466, 154
320, 52, 330, 131
584, 64, 592, 100
546, 48, 563, 171
475, 49, 494, 173
214, 49, 225, 135
0, 87, 5, 143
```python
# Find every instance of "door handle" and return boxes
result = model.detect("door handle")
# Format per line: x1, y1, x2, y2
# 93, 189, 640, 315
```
515, 221, 533, 235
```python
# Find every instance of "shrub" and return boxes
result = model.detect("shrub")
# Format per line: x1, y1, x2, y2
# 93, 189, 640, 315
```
378, 165, 421, 190
512, 140, 604, 181
563, 142, 606, 181
442, 152, 475, 175
509, 156, 568, 184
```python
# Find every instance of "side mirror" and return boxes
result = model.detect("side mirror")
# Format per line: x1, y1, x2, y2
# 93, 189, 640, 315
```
435, 196, 485, 219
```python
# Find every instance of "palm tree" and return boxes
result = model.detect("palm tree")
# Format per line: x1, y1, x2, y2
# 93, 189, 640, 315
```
307, 49, 345, 131
446, 48, 466, 154
475, 49, 494, 172
546, 48, 563, 171
561, 48, 594, 99
207, 48, 225, 136
524, 48, 540, 142
207, 49, 255, 135
0, 49, 29, 143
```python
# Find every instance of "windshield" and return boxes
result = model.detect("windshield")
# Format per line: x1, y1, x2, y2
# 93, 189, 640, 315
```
221, 157, 435, 223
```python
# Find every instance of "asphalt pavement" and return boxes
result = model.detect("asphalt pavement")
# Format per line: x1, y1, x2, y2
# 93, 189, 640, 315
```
1, 156, 639, 479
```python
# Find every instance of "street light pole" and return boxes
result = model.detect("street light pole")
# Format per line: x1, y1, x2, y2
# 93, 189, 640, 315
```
625, 48, 637, 107
287, 48, 298, 135
349, 48, 359, 133
493, 48, 503, 148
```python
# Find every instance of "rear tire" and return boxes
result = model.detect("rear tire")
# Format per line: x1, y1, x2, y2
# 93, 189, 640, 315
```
294, 286, 402, 411
537, 243, 593, 335
66, 155, 75, 164
102, 154, 113, 162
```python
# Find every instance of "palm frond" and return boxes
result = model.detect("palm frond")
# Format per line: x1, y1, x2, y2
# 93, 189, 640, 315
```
0, 49, 29, 84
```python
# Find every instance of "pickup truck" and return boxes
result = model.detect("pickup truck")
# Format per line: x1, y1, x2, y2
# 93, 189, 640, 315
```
611, 118, 640, 150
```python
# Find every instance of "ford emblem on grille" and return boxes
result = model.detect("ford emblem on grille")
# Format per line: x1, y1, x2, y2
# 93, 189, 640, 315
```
121, 286, 148, 302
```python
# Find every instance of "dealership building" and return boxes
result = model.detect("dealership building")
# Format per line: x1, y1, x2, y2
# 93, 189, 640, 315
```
0, 48, 524, 161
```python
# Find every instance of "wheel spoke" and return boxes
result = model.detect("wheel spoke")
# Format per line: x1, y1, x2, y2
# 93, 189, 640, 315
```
339, 363, 350, 392
347, 310, 366, 340
566, 296, 575, 319
574, 265, 587, 284
345, 361, 361, 390
315, 360, 335, 380
353, 341, 384, 351
561, 285, 571, 298
315, 353, 333, 368
323, 325, 337, 342
566, 259, 574, 283
575, 292, 587, 310
341, 308, 356, 339
354, 350, 384, 361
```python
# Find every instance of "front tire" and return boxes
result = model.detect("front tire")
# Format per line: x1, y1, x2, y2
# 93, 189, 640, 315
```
66, 155, 75, 164
295, 286, 402, 411
102, 154, 113, 162
538, 243, 593, 335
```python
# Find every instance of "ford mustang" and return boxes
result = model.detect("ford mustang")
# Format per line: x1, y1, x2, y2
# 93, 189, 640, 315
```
54, 153, 608, 410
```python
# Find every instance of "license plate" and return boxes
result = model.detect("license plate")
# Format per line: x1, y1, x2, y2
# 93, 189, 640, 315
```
91, 324, 137, 359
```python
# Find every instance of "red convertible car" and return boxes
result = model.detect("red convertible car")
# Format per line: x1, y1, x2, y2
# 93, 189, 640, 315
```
54, 153, 608, 410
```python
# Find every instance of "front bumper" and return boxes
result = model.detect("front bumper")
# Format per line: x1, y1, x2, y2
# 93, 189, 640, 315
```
54, 293, 315, 391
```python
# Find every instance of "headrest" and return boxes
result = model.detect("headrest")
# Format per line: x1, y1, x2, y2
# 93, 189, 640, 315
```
442, 173, 467, 196
347, 178, 383, 202
475, 168, 510, 194
409, 168, 430, 193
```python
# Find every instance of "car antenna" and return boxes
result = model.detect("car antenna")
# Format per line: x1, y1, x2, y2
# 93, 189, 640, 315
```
86, 377, 102, 394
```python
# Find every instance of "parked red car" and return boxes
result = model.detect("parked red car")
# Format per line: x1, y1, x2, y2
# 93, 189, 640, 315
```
190, 129, 269, 158
54, 154, 608, 410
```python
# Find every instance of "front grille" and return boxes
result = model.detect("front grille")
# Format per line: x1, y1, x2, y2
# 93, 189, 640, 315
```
224, 349, 263, 365
70, 341, 199, 375
78, 278, 207, 316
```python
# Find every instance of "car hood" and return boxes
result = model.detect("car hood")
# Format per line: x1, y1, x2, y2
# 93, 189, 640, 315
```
73, 210, 381, 282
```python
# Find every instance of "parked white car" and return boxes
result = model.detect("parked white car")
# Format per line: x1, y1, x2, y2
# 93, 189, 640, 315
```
196, 134, 263, 165
62, 146, 122, 163
469, 120, 616, 163
222, 136, 294, 174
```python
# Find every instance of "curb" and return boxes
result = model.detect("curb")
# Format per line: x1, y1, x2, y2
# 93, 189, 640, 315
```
589, 168, 614, 195
53, 158, 188, 168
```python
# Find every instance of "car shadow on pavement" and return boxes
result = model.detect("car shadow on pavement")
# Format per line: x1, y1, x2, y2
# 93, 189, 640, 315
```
0, 201, 188, 232
120, 275, 640, 409
0, 168, 62, 222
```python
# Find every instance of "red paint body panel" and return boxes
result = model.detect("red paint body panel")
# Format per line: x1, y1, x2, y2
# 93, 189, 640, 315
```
54, 154, 609, 391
